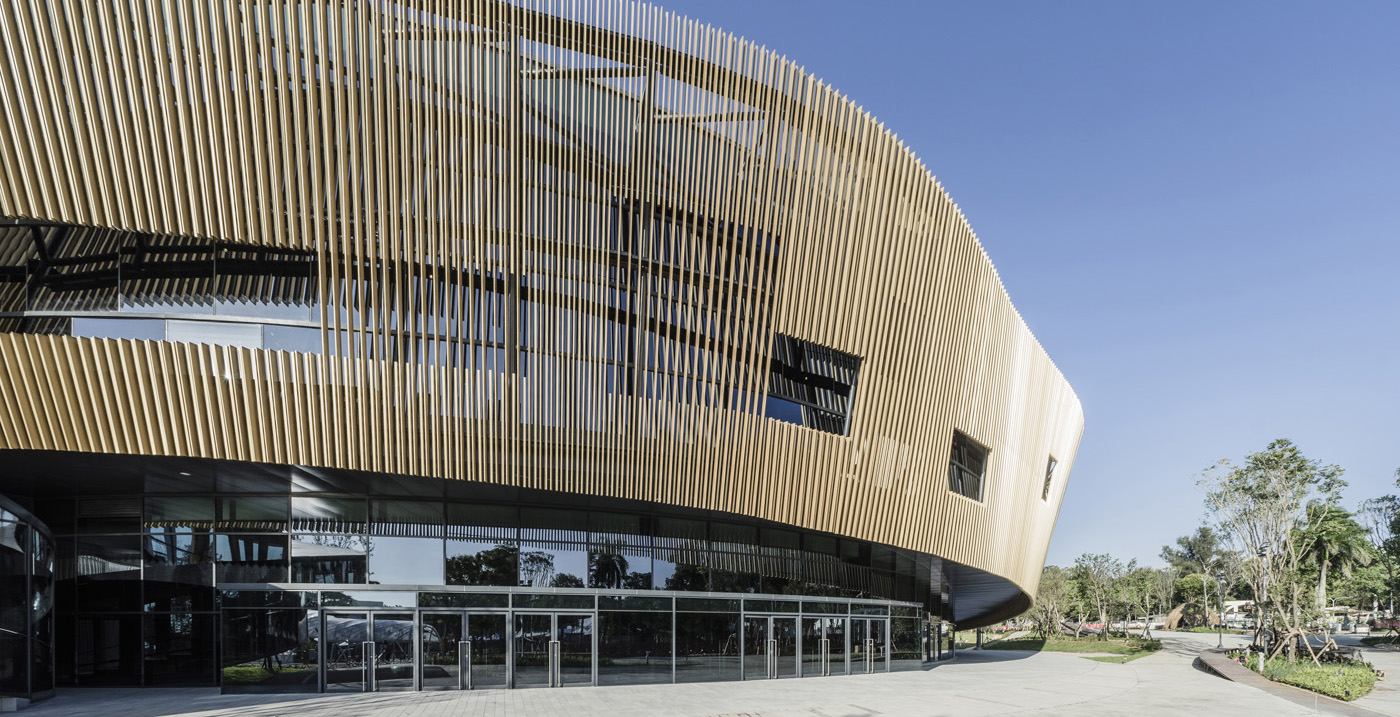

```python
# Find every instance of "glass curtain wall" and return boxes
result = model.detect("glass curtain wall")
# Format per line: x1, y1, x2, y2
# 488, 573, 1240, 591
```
30, 457, 943, 689
0, 499, 54, 703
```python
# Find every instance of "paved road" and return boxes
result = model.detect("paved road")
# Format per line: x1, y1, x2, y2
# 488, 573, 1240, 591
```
25, 631, 1329, 717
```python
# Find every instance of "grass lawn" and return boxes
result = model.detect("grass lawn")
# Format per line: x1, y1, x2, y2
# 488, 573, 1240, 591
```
1247, 656, 1376, 701
954, 631, 1015, 650
1361, 635, 1399, 647
979, 636, 1162, 662
221, 665, 276, 685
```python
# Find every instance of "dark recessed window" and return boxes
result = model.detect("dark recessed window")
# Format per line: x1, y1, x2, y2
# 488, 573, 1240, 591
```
948, 432, 987, 501
1042, 456, 1057, 501
765, 334, 861, 436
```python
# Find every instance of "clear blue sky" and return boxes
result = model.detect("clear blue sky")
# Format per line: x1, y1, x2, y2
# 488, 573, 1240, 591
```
656, 0, 1400, 567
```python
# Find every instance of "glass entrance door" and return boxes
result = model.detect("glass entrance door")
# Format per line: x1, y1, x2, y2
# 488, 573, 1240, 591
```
512, 612, 594, 687
555, 614, 594, 686
851, 618, 887, 674
373, 612, 417, 690
467, 613, 509, 689
801, 617, 844, 677
420, 613, 462, 690
323, 612, 369, 692
743, 615, 798, 680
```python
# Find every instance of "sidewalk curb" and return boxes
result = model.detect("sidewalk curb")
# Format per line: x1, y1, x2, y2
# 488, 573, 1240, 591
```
1197, 648, 1385, 717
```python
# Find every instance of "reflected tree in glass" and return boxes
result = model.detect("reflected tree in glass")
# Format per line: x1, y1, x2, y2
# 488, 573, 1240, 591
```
664, 564, 710, 591
550, 574, 584, 588
445, 544, 519, 586
588, 545, 630, 589
519, 550, 555, 587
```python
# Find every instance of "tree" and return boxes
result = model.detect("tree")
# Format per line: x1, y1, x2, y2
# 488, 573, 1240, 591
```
1161, 526, 1234, 624
1073, 553, 1127, 638
1161, 526, 1224, 576
1333, 559, 1387, 613
1299, 504, 1371, 609
1150, 567, 1178, 618
1031, 566, 1070, 638
1119, 567, 1157, 636
1359, 483, 1400, 613
1174, 573, 1214, 627
1201, 438, 1346, 663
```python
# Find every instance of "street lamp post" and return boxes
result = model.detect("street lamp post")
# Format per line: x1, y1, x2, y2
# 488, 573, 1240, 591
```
1217, 570, 1226, 649
1256, 547, 1268, 656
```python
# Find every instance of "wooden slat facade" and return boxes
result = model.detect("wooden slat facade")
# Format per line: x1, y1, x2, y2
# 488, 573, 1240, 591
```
0, 0, 1083, 620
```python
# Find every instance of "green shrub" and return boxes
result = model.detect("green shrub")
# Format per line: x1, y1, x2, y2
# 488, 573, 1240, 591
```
981, 636, 1161, 658
1254, 657, 1376, 701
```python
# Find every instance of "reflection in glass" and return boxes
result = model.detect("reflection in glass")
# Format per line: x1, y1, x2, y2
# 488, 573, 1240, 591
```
215, 535, 288, 583
420, 613, 461, 690
512, 613, 551, 687
828, 617, 848, 675
290, 535, 368, 584
0, 519, 25, 633
801, 616, 846, 676
217, 496, 289, 532
675, 612, 739, 683
373, 613, 417, 690
30, 639, 52, 693
709, 553, 760, 594
651, 552, 678, 590
518, 541, 586, 588
0, 634, 25, 695
467, 613, 508, 689
143, 613, 216, 685
598, 611, 671, 685
657, 544, 708, 591
75, 615, 141, 684
742, 616, 768, 680
890, 617, 923, 671
143, 529, 214, 612
556, 615, 593, 686
801, 618, 824, 676
588, 543, 651, 590
321, 612, 369, 692
289, 497, 367, 533
850, 618, 886, 673
31, 530, 53, 645
445, 541, 519, 587
75, 535, 142, 612
221, 609, 320, 693
370, 537, 443, 585
321, 591, 416, 609
144, 497, 214, 528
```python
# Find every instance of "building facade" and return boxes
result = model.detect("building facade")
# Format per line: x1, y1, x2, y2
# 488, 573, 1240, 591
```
0, 0, 1082, 696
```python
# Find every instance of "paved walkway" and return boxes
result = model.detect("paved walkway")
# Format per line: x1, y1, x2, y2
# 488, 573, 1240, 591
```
23, 632, 1335, 717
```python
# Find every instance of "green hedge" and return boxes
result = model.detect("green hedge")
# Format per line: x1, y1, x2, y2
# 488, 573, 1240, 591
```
1256, 658, 1375, 702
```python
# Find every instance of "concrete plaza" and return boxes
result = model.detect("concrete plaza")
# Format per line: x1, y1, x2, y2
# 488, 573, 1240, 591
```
24, 631, 1388, 717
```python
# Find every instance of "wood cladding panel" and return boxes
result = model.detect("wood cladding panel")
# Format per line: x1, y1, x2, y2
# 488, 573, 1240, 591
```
0, 0, 1083, 615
